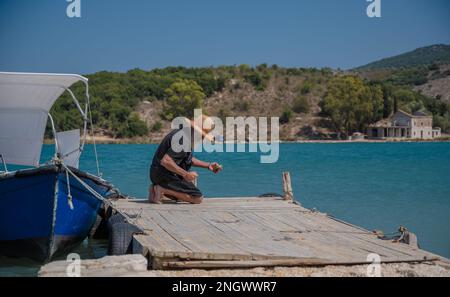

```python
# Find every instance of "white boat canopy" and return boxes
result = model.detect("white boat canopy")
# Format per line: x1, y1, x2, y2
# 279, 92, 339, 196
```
0, 72, 88, 167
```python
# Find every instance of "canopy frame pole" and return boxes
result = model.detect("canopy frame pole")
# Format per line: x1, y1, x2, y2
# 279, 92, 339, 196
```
48, 88, 87, 168
61, 83, 101, 177
68, 87, 88, 160
47, 113, 59, 160
61, 87, 88, 166
58, 85, 101, 176
81, 84, 89, 152
65, 88, 87, 120
0, 154, 8, 173
84, 82, 101, 177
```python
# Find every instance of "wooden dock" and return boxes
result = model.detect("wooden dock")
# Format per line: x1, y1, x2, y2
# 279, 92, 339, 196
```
110, 196, 444, 270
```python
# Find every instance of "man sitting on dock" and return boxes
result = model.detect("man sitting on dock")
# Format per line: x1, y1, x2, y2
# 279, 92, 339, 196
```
149, 115, 222, 204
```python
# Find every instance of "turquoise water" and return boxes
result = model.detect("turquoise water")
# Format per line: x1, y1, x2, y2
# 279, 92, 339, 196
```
89, 142, 450, 258
1, 142, 449, 275
0, 239, 108, 277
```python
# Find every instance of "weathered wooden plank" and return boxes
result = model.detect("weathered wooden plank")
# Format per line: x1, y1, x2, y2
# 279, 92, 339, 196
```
247, 211, 368, 261
161, 209, 248, 257
145, 210, 252, 260
196, 211, 268, 256
291, 211, 436, 260
229, 210, 326, 259
111, 196, 446, 270
265, 211, 407, 260
161, 257, 439, 270
272, 211, 426, 261
201, 210, 310, 258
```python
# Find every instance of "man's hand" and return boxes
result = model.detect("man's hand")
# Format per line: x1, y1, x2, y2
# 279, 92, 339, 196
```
208, 162, 222, 174
183, 171, 198, 182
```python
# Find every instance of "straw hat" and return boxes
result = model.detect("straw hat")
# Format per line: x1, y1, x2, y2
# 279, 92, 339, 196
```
183, 115, 215, 142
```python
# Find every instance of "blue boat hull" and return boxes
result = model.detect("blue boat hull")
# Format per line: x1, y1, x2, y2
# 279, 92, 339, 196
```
0, 165, 112, 262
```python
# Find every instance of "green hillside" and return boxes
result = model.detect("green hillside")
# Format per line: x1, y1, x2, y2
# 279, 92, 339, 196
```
357, 44, 450, 70
49, 49, 450, 140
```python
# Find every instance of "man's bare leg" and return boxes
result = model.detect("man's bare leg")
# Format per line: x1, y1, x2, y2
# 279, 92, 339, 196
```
154, 185, 203, 204
148, 185, 154, 202
148, 185, 162, 204
149, 185, 176, 203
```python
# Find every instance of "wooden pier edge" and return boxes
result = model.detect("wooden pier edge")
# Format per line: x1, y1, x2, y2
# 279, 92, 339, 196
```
159, 257, 441, 270
108, 170, 448, 271
130, 232, 442, 270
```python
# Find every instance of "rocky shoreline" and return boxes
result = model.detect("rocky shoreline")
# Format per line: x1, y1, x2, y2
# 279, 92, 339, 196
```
43, 136, 450, 145
38, 255, 450, 277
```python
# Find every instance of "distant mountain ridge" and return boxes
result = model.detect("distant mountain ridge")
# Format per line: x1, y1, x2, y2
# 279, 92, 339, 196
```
357, 44, 450, 70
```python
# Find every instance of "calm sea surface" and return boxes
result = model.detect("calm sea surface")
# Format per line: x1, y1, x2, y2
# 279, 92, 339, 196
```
1, 142, 449, 276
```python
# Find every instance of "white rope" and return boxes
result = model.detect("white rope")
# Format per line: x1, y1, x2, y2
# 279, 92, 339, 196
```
61, 163, 136, 224
65, 169, 74, 210
60, 148, 81, 159
62, 163, 110, 206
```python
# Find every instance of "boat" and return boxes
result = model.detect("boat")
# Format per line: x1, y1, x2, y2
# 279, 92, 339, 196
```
0, 72, 114, 262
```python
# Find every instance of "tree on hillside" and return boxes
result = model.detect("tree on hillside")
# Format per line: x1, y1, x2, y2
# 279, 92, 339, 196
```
380, 83, 395, 117
292, 95, 310, 114
360, 84, 384, 130
164, 79, 205, 120
392, 88, 424, 113
127, 113, 149, 137
321, 76, 383, 138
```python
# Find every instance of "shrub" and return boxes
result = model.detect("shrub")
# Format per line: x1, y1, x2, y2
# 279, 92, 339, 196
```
233, 100, 251, 112
151, 121, 163, 132
301, 82, 312, 94
244, 71, 266, 91
127, 114, 148, 137
292, 96, 310, 113
164, 79, 205, 120
280, 108, 293, 124
428, 64, 439, 71
433, 115, 450, 133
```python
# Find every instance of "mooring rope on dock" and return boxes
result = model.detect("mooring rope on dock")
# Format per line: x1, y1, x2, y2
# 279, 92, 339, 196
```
61, 163, 137, 224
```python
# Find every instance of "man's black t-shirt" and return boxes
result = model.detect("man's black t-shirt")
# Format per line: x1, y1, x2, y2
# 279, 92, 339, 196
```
150, 129, 193, 181
149, 129, 202, 197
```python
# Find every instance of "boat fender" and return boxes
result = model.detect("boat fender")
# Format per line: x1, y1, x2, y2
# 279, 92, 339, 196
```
107, 213, 126, 232
108, 222, 143, 255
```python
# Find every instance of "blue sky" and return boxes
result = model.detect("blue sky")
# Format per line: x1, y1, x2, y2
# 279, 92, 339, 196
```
0, 0, 449, 74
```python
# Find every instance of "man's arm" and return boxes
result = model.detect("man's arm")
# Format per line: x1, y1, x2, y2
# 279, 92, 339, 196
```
160, 154, 197, 182
192, 157, 222, 173
191, 157, 210, 169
